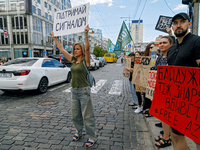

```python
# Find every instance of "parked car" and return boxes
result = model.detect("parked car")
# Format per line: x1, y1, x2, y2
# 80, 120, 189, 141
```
97, 57, 105, 67
0, 58, 71, 93
48, 54, 72, 67
90, 54, 99, 70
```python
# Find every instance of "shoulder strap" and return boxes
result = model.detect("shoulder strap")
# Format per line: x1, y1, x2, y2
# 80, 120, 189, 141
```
83, 61, 89, 75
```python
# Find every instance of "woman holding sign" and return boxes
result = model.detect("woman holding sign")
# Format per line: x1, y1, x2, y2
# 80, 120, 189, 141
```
153, 36, 174, 148
51, 25, 97, 148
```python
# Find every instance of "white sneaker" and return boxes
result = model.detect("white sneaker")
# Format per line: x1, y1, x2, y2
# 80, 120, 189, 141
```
134, 106, 143, 113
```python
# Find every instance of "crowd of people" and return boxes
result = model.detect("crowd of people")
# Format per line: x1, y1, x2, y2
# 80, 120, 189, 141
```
47, 12, 200, 149
123, 12, 200, 150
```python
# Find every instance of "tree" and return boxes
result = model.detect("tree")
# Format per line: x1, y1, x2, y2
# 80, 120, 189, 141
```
93, 46, 103, 57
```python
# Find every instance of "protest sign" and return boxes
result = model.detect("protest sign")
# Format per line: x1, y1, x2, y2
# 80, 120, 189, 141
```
122, 68, 130, 78
150, 66, 200, 144
53, 3, 89, 36
126, 58, 131, 70
155, 15, 172, 33
146, 70, 157, 100
132, 56, 154, 88
135, 85, 146, 93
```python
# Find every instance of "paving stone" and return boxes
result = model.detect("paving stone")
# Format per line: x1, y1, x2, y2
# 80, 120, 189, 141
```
9, 146, 25, 150
0, 145, 12, 150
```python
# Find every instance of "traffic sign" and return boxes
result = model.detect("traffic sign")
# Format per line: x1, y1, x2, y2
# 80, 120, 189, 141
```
4, 35, 8, 38
128, 44, 131, 48
4, 30, 7, 35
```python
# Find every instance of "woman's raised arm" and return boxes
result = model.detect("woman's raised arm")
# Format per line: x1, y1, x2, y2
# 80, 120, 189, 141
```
51, 31, 72, 62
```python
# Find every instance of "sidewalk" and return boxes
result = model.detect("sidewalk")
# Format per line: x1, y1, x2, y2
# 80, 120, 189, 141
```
143, 109, 197, 150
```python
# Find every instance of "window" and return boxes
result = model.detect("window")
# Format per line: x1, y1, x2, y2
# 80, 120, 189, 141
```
32, 5, 36, 13
11, 3, 16, 10
38, 8, 41, 16
57, 1, 59, 7
42, 60, 54, 67
20, 3, 24, 10
37, 0, 40, 3
0, 4, 5, 11
49, 5, 51, 10
54, 9, 56, 12
49, 15, 52, 21
45, 13, 48, 19
52, 59, 62, 67
20, 17, 23, 29
4, 18, 7, 28
44, 2, 47, 8
0, 18, 3, 29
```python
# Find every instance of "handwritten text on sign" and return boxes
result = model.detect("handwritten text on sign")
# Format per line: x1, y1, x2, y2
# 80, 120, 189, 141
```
155, 15, 172, 33
149, 66, 200, 144
53, 3, 89, 36
146, 70, 157, 100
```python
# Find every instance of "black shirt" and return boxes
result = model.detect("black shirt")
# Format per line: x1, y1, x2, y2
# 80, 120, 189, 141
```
167, 33, 200, 67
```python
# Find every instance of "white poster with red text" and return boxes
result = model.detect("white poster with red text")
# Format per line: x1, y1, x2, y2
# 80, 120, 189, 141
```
146, 70, 157, 100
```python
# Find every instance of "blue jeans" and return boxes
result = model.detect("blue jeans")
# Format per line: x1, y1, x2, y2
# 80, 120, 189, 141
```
71, 86, 96, 140
129, 81, 138, 105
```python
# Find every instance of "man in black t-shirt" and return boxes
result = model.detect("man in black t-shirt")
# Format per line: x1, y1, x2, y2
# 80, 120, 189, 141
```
167, 12, 200, 150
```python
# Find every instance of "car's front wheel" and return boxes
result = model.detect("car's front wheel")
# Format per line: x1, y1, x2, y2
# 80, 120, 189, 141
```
37, 77, 48, 93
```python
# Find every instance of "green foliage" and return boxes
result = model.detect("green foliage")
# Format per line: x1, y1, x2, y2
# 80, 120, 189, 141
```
93, 46, 107, 57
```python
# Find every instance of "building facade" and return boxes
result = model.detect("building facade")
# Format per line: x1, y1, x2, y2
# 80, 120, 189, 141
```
131, 20, 143, 44
0, 0, 73, 60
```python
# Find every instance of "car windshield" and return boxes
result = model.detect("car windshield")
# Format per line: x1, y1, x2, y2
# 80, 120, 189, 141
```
2, 59, 38, 66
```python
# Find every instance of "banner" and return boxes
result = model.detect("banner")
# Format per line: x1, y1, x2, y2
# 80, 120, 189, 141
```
146, 70, 157, 100
114, 21, 133, 55
150, 66, 200, 144
155, 15, 172, 33
150, 47, 157, 66
53, 3, 89, 36
132, 56, 154, 88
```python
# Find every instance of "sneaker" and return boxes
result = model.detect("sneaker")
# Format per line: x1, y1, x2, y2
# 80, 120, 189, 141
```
134, 106, 143, 113
155, 122, 162, 128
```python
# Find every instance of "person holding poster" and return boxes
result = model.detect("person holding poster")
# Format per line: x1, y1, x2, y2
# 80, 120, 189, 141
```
141, 43, 155, 116
126, 53, 138, 107
51, 25, 97, 148
133, 51, 144, 112
152, 36, 174, 148
167, 12, 200, 150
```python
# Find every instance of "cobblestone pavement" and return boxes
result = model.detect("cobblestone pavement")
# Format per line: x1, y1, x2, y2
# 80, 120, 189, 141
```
0, 60, 155, 150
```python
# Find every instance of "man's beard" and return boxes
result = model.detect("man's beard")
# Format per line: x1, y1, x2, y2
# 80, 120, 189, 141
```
174, 28, 188, 37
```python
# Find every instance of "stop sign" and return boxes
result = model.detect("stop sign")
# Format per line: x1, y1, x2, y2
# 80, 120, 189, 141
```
4, 30, 7, 35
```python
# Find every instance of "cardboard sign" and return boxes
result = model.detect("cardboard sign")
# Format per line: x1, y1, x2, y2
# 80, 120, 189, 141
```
135, 85, 146, 93
53, 3, 89, 36
132, 56, 154, 88
155, 15, 172, 33
126, 58, 131, 70
150, 66, 200, 144
146, 70, 157, 100
122, 68, 130, 78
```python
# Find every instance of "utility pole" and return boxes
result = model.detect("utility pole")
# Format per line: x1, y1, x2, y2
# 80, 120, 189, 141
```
120, 15, 131, 32
193, 2, 199, 35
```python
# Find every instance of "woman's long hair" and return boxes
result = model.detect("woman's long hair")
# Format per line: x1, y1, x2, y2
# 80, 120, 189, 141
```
72, 43, 85, 63
143, 42, 154, 56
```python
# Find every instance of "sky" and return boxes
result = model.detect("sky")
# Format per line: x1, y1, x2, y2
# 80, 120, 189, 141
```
70, 0, 198, 44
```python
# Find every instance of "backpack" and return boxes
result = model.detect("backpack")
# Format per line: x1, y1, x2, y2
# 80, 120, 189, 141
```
83, 61, 96, 87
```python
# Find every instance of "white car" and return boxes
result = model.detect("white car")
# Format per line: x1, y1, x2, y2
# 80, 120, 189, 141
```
90, 54, 99, 70
0, 58, 71, 93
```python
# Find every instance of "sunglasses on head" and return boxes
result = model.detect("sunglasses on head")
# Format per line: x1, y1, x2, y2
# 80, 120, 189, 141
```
150, 47, 154, 49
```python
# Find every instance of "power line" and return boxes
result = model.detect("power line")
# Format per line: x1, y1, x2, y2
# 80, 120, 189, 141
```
139, 0, 147, 19
164, 0, 175, 14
